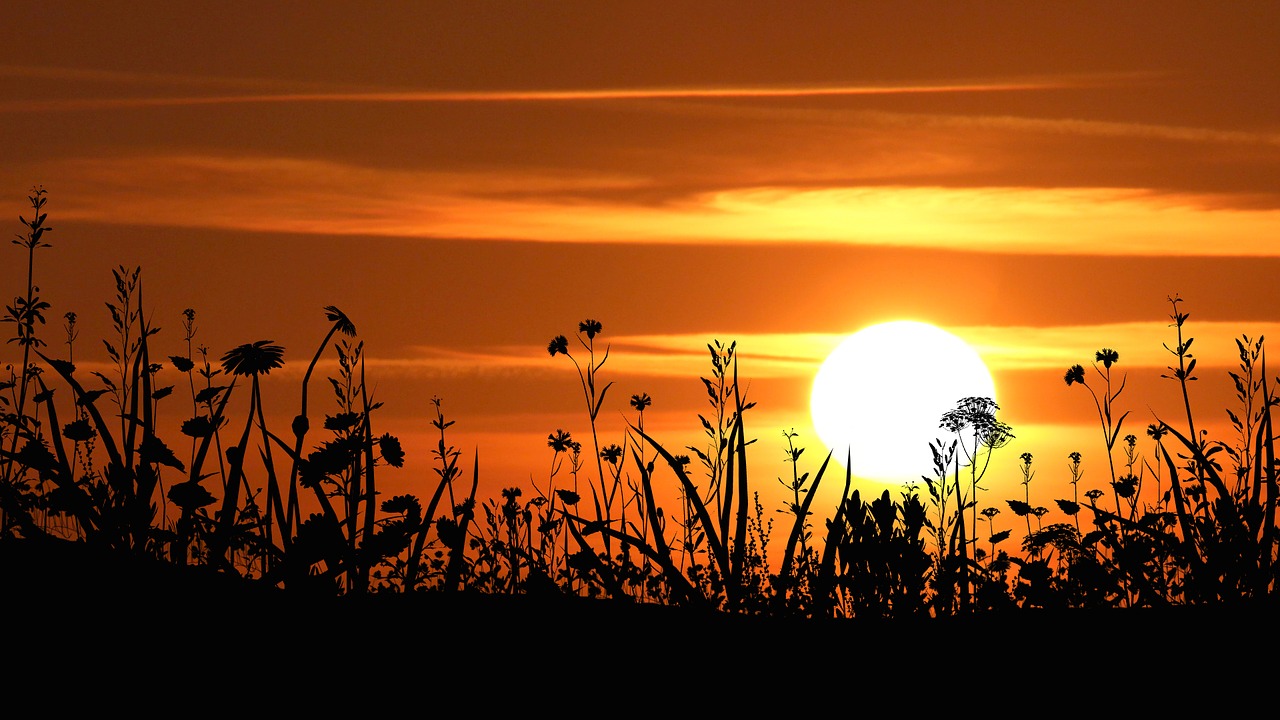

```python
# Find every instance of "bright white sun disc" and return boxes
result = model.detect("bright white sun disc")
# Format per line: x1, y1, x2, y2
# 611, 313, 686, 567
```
810, 321, 995, 483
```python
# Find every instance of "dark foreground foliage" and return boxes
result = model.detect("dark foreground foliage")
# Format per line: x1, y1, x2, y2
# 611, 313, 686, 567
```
5, 187, 1280, 683
4, 535, 1273, 720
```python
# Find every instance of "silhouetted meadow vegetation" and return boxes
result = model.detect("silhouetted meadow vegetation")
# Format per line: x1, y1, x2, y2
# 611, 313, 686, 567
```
3, 187, 1277, 677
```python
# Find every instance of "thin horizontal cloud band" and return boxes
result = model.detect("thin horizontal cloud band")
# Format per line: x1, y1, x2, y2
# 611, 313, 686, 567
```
1, 78, 1090, 113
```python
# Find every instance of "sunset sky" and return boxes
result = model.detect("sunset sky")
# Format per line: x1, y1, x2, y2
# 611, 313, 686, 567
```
3, 2, 1279, 524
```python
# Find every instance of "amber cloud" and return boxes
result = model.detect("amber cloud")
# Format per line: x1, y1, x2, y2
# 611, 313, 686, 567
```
38, 155, 1280, 255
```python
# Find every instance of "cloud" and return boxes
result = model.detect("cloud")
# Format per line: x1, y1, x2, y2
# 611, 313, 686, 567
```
39, 154, 1280, 256
0, 75, 1092, 113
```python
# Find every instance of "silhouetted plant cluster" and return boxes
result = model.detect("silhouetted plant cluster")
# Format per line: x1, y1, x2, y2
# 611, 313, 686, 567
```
3, 187, 1278, 619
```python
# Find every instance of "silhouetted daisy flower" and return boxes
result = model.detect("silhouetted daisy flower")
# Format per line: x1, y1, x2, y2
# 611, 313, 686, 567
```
220, 340, 285, 377
630, 393, 652, 412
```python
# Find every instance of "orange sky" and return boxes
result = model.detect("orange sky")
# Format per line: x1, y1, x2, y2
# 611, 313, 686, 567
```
3, 2, 1279, 529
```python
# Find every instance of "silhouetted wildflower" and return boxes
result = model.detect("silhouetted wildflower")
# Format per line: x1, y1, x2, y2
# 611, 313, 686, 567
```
220, 340, 285, 377
180, 416, 218, 438
1095, 348, 1119, 369
1064, 365, 1086, 386
1112, 475, 1138, 498
324, 305, 358, 337
1147, 423, 1166, 442
630, 392, 652, 412
181, 308, 196, 340
601, 443, 623, 465
547, 335, 568, 357
62, 418, 94, 442
378, 433, 405, 467
548, 429, 573, 452
939, 396, 1014, 448
579, 319, 602, 340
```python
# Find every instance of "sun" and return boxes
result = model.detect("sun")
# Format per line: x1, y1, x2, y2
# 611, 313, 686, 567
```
810, 320, 995, 485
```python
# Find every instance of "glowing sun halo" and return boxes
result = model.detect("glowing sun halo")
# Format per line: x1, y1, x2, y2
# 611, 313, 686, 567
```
810, 321, 996, 484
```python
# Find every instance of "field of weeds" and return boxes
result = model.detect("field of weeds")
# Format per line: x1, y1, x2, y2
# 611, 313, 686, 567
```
6, 187, 1280, 655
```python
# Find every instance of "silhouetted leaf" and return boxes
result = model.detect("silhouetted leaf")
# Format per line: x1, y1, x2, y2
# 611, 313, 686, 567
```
140, 435, 184, 471
46, 357, 75, 376
195, 385, 228, 404
77, 389, 108, 406
169, 355, 195, 373
1007, 499, 1033, 516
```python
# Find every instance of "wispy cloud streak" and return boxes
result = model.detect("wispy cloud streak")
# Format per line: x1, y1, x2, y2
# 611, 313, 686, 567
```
0, 77, 1090, 113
